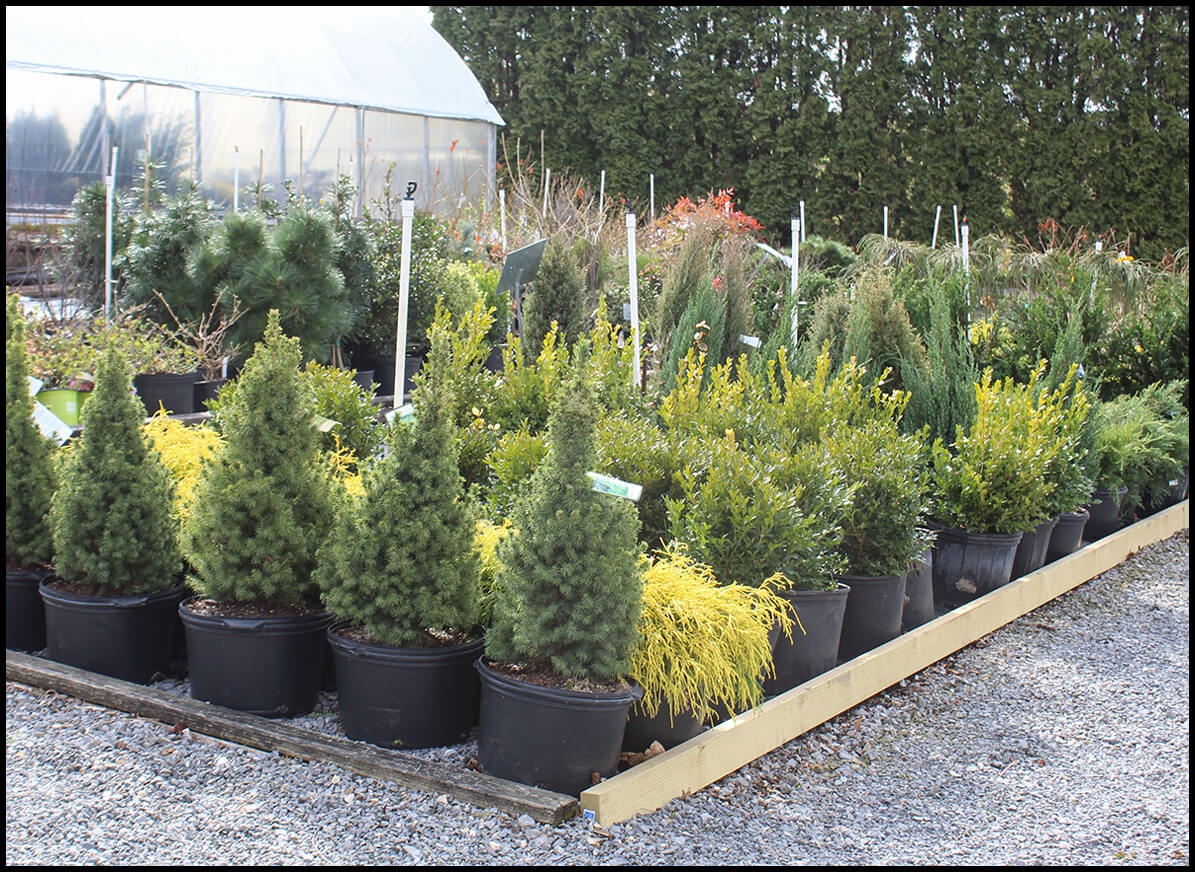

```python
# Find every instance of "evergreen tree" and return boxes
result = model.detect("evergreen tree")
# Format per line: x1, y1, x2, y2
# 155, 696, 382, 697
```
315, 330, 480, 647
487, 353, 643, 681
50, 346, 180, 595
123, 184, 213, 323
183, 311, 333, 606
6, 295, 57, 570
520, 237, 586, 359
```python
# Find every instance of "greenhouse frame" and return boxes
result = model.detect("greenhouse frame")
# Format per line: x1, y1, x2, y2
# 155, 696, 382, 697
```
5, 7, 504, 217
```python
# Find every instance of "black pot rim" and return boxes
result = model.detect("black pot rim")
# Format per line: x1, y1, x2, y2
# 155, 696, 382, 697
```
476, 658, 643, 708
834, 572, 907, 585
40, 577, 188, 610
780, 582, 851, 601
1056, 507, 1091, 522
328, 620, 484, 666
933, 526, 1025, 545
179, 595, 332, 633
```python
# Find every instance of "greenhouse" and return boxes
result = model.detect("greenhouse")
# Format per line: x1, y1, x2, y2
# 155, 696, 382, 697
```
5, 7, 504, 215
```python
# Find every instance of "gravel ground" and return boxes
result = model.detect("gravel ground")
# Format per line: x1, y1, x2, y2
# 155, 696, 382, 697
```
7, 531, 1189, 866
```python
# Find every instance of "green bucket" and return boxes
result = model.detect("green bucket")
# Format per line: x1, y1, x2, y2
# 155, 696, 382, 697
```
37, 388, 81, 427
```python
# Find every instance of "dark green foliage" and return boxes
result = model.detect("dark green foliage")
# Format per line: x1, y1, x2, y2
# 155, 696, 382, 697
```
520, 238, 586, 360
823, 421, 931, 577
840, 270, 929, 394
323, 174, 377, 346
1091, 276, 1190, 408
434, 6, 1188, 256
50, 346, 180, 595
315, 353, 480, 647
595, 413, 690, 550
62, 182, 135, 309
652, 226, 714, 355
487, 358, 643, 681
182, 312, 333, 606
123, 184, 213, 323
657, 276, 727, 395
361, 213, 452, 357
6, 296, 57, 569
900, 275, 978, 447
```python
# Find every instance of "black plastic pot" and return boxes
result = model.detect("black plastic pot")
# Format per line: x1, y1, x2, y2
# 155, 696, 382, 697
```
932, 527, 1024, 608
371, 355, 424, 400
193, 377, 228, 412
762, 584, 850, 696
40, 579, 187, 683
1045, 509, 1089, 563
180, 597, 332, 717
484, 345, 505, 373
837, 573, 907, 661
1084, 486, 1127, 541
351, 369, 376, 396
134, 371, 199, 416
328, 623, 483, 749
476, 659, 642, 796
6, 568, 54, 652
1009, 516, 1059, 580
1140, 470, 1189, 515
622, 701, 706, 752
902, 549, 935, 632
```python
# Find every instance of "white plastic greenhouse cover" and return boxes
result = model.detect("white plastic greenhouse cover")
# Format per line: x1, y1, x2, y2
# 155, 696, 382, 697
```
5, 7, 503, 125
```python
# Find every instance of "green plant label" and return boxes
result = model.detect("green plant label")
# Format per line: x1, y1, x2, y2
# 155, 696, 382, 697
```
586, 471, 642, 502
384, 403, 417, 427
312, 413, 341, 432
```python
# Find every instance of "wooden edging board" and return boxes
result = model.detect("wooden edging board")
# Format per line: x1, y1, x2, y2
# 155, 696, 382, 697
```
4, 652, 578, 825
579, 500, 1190, 826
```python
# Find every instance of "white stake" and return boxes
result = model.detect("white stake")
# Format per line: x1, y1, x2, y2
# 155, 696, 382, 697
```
932, 204, 941, 249
233, 146, 239, 213
394, 190, 416, 402
649, 174, 655, 223
542, 167, 551, 219
626, 212, 641, 389
800, 200, 807, 242
104, 146, 118, 321
961, 218, 971, 340
499, 188, 507, 253
953, 204, 960, 247
599, 169, 606, 215
883, 205, 889, 240
790, 211, 801, 349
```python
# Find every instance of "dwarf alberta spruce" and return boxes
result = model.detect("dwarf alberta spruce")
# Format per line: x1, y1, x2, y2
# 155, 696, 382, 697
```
315, 330, 481, 648
51, 346, 181, 595
6, 295, 57, 570
182, 312, 332, 606
486, 356, 643, 682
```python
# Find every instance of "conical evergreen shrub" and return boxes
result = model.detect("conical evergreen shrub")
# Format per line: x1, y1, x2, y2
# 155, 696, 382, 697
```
183, 311, 332, 606
6, 295, 57, 570
521, 238, 586, 360
487, 354, 643, 681
50, 346, 180, 595
315, 327, 480, 647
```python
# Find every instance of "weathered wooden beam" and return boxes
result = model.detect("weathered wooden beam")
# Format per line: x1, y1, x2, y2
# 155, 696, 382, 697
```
579, 500, 1189, 826
5, 651, 577, 825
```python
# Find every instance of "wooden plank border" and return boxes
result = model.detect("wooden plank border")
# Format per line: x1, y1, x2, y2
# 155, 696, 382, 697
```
5, 651, 578, 825
580, 500, 1189, 826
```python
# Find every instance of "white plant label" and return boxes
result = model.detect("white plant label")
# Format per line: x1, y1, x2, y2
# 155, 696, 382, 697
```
586, 472, 642, 502
739, 334, 761, 348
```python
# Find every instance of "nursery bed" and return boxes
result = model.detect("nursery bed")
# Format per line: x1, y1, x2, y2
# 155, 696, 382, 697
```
7, 500, 1187, 827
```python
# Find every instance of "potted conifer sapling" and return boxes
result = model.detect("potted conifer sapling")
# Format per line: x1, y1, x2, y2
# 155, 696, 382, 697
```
6, 295, 58, 651
478, 355, 645, 795
42, 346, 186, 683
180, 312, 335, 716
315, 327, 484, 748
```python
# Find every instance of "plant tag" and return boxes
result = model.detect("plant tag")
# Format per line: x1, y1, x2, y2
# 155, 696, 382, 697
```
312, 413, 341, 433
384, 403, 417, 427
622, 302, 632, 321
586, 472, 642, 502
582, 809, 596, 822
27, 375, 44, 396
739, 334, 761, 348
33, 399, 74, 444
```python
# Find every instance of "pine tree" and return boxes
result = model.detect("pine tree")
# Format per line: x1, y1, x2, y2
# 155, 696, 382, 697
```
520, 238, 586, 360
315, 328, 480, 647
487, 353, 643, 681
50, 345, 180, 595
6, 295, 57, 570
183, 311, 333, 606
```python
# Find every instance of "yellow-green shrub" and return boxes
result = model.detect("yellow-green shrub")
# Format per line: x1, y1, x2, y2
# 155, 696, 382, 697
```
629, 544, 797, 724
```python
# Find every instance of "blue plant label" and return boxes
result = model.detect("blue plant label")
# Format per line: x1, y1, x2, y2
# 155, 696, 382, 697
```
586, 472, 642, 502
582, 808, 596, 822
